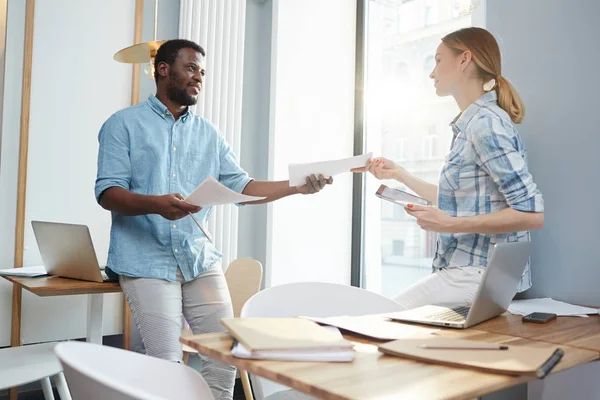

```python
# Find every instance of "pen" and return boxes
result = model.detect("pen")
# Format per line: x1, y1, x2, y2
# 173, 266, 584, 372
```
419, 344, 509, 350
538, 348, 564, 378
187, 211, 213, 244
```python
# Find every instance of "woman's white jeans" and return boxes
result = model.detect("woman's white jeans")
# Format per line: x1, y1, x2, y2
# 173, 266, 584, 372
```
120, 265, 235, 400
393, 266, 486, 310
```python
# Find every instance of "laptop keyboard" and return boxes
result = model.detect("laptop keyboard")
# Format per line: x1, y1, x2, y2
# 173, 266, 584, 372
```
425, 306, 470, 322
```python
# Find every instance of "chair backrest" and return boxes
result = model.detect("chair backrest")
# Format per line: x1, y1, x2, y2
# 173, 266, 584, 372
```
240, 282, 404, 399
182, 258, 263, 342
55, 342, 214, 400
241, 281, 403, 318
0, 342, 62, 390
224, 258, 263, 317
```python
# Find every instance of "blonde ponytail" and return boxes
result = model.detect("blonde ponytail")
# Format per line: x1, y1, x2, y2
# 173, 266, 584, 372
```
496, 76, 525, 124
442, 28, 526, 124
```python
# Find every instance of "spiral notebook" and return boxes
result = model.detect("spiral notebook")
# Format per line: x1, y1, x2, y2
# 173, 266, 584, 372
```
379, 337, 563, 378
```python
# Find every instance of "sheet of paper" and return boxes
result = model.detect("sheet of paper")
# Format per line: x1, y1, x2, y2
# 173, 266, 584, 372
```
231, 343, 355, 362
0, 265, 47, 277
303, 315, 438, 341
288, 152, 373, 187
184, 177, 265, 207
508, 298, 599, 317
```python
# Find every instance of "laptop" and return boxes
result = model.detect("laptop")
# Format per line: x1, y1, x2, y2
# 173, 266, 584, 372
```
31, 221, 113, 283
386, 242, 532, 329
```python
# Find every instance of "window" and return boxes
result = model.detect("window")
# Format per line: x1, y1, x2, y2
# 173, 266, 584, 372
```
392, 240, 405, 256
423, 134, 437, 159
393, 204, 405, 220
360, 0, 473, 297
423, 55, 435, 75
396, 138, 407, 161
424, 0, 438, 26
395, 61, 409, 80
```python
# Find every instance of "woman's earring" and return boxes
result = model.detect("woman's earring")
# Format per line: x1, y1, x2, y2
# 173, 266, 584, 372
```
483, 78, 496, 92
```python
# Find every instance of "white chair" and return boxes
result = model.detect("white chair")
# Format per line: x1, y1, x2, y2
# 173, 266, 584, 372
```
0, 342, 71, 400
240, 282, 405, 400
54, 341, 214, 400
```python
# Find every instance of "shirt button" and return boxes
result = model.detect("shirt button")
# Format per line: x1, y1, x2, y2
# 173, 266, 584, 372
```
173, 147, 176, 151
172, 173, 176, 178
172, 224, 176, 229
174, 248, 179, 253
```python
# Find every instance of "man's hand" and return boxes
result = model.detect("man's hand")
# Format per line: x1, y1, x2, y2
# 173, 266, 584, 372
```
405, 204, 456, 233
154, 193, 202, 220
297, 174, 334, 195
351, 157, 403, 180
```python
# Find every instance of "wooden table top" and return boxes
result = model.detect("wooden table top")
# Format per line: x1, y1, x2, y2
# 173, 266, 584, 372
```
476, 313, 600, 352
181, 328, 599, 400
2, 275, 121, 296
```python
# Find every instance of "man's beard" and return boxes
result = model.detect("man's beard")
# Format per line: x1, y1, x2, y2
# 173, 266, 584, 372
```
166, 71, 198, 106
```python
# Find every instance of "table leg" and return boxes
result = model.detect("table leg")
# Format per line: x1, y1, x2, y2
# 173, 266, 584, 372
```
87, 294, 104, 344
9, 285, 22, 400
123, 296, 131, 350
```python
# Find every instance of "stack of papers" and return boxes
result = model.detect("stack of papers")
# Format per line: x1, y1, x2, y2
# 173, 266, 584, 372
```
184, 177, 265, 207
0, 266, 47, 278
288, 153, 372, 187
508, 298, 599, 317
223, 317, 355, 362
302, 315, 438, 341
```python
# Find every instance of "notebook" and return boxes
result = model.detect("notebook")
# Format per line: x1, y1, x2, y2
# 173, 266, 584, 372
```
0, 266, 48, 278
222, 317, 355, 362
379, 337, 563, 378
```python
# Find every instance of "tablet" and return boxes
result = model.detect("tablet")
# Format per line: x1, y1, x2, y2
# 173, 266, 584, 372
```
375, 184, 432, 207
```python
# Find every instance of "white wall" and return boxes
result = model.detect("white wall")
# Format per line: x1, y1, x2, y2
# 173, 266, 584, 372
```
139, 0, 180, 102
265, 0, 357, 286
486, 0, 600, 307
0, 0, 134, 346
237, 0, 272, 271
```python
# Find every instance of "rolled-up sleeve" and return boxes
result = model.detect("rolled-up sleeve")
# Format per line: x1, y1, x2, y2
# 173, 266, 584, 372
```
94, 113, 131, 203
470, 116, 544, 212
217, 134, 253, 195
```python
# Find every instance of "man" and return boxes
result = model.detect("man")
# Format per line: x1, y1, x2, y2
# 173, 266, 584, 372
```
95, 39, 332, 399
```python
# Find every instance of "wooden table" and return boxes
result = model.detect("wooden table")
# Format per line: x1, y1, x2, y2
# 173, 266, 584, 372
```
3, 275, 121, 296
476, 313, 600, 398
3, 275, 121, 344
181, 328, 599, 400
477, 313, 600, 352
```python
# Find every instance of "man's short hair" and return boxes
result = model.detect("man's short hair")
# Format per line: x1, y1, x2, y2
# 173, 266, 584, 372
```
153, 39, 205, 81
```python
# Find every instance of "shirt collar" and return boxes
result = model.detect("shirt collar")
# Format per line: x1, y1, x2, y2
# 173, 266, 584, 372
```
450, 90, 497, 133
147, 94, 191, 121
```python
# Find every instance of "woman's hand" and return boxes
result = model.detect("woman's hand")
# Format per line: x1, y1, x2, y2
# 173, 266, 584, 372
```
351, 157, 403, 181
405, 204, 456, 233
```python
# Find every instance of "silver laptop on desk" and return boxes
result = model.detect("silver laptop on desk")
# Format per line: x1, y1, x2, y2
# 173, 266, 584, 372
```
31, 221, 112, 283
386, 242, 532, 329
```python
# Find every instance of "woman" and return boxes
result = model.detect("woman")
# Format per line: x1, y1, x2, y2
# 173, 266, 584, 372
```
354, 27, 544, 309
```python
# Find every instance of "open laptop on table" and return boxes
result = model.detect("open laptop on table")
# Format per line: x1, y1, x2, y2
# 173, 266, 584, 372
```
386, 242, 531, 329
30, 220, 113, 283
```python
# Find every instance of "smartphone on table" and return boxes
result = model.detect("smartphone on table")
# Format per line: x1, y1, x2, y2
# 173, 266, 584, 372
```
522, 312, 557, 324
